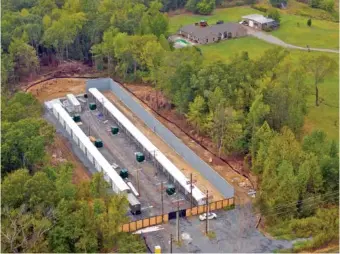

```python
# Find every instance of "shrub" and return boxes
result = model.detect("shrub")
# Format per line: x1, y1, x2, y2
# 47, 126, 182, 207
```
196, 0, 215, 14
267, 8, 281, 22
251, 5, 269, 12
307, 18, 312, 26
236, 1, 245, 6
320, 0, 334, 12
263, 26, 273, 32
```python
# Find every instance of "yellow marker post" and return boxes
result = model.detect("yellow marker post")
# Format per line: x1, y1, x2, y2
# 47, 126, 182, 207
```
154, 245, 161, 253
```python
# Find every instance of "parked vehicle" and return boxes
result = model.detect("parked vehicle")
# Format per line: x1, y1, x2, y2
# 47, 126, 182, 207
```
199, 212, 217, 221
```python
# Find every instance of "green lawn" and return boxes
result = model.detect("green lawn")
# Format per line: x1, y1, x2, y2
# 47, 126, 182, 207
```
199, 36, 275, 62
198, 38, 339, 141
169, 6, 339, 49
271, 14, 339, 49
169, 6, 262, 34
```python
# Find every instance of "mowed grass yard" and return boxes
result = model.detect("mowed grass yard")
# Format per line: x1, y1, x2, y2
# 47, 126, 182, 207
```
271, 14, 339, 49
169, 6, 339, 49
198, 38, 339, 141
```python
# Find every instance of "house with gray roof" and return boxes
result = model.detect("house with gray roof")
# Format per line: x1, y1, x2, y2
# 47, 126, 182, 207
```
178, 21, 247, 45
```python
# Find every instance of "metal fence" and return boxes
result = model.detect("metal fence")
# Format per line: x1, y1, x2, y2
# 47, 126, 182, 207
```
120, 197, 234, 233
86, 78, 234, 199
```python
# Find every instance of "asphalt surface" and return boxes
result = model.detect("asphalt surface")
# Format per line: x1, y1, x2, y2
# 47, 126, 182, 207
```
142, 206, 293, 253
86, 78, 234, 199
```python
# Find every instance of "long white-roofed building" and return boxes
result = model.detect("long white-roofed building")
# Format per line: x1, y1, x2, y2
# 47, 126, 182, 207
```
88, 88, 207, 205
51, 102, 130, 194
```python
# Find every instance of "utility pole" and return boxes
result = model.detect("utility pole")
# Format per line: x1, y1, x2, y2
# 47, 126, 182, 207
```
156, 181, 166, 220
136, 169, 140, 196
170, 234, 173, 253
177, 199, 180, 242
206, 190, 209, 234
172, 198, 184, 243
161, 181, 164, 216
190, 173, 193, 210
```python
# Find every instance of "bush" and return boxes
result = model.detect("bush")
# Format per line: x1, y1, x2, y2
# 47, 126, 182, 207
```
251, 4, 269, 12
320, 0, 334, 12
236, 0, 245, 6
267, 8, 281, 22
263, 26, 273, 32
307, 18, 312, 26
196, 0, 216, 15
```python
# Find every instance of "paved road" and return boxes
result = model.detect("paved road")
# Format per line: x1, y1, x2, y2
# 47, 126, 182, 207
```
246, 28, 339, 54
142, 206, 294, 253
87, 79, 234, 199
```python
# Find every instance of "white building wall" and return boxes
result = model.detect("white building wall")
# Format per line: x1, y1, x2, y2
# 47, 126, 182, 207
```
51, 103, 129, 194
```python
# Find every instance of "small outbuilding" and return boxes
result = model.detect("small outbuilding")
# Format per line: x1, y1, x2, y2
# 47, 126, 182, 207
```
66, 94, 81, 113
241, 14, 279, 30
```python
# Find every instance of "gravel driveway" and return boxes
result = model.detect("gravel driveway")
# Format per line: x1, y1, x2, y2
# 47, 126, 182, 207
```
245, 27, 339, 54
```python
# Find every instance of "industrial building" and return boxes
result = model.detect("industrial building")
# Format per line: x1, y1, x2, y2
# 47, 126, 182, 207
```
88, 88, 207, 205
51, 102, 130, 194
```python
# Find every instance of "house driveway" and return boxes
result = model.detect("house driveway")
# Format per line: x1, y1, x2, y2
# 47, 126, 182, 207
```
244, 27, 339, 54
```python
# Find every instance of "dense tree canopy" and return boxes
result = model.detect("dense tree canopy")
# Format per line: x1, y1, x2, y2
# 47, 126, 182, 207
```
1, 92, 145, 253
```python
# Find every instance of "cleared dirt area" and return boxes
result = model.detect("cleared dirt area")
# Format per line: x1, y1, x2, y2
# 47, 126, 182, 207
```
47, 135, 91, 183
27, 78, 87, 102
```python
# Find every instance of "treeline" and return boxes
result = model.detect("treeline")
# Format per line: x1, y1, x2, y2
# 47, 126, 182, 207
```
1, 93, 146, 252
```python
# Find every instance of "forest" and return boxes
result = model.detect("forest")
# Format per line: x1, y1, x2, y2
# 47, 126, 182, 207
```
1, 0, 339, 252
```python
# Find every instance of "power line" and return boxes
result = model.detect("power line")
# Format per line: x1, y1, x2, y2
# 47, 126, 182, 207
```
262, 191, 339, 213
261, 192, 339, 217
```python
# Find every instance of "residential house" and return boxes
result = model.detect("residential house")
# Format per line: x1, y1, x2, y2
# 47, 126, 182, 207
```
178, 20, 247, 45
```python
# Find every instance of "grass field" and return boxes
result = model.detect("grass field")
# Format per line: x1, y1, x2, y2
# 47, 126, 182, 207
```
271, 14, 339, 49
198, 38, 339, 141
169, 6, 339, 49
169, 7, 262, 33
199, 36, 275, 61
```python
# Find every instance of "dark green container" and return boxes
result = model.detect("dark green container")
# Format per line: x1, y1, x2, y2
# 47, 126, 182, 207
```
89, 103, 97, 110
73, 114, 81, 122
111, 126, 119, 135
94, 139, 103, 148
166, 184, 176, 196
120, 169, 128, 179
135, 152, 145, 162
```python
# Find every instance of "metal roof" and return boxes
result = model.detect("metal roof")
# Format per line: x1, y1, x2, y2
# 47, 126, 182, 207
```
89, 88, 207, 205
242, 14, 275, 24
66, 94, 81, 107
179, 22, 246, 40
52, 103, 129, 193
